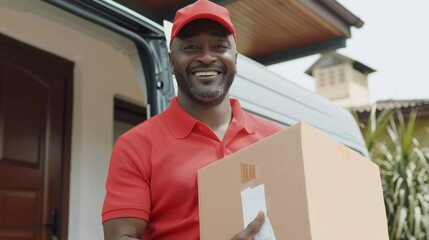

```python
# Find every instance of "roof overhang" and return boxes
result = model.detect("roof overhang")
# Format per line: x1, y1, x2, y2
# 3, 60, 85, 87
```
351, 100, 429, 124
118, 0, 363, 65
305, 51, 376, 76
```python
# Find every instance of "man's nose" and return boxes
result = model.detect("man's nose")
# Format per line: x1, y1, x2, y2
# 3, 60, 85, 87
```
196, 47, 216, 64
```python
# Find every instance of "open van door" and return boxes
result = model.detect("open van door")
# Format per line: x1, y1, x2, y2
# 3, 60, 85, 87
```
45, 0, 175, 117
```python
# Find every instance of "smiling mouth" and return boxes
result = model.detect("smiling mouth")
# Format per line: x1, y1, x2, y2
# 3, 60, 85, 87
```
192, 71, 220, 77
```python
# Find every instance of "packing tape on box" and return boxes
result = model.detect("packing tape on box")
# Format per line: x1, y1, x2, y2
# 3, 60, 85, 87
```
339, 145, 350, 161
240, 163, 258, 184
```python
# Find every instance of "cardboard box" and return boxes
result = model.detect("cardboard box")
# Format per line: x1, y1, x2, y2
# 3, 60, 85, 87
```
198, 122, 389, 240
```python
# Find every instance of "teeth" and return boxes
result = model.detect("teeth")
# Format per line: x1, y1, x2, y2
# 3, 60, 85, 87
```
194, 71, 218, 77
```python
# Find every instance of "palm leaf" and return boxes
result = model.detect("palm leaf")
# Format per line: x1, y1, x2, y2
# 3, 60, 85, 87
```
363, 106, 393, 152
353, 107, 429, 239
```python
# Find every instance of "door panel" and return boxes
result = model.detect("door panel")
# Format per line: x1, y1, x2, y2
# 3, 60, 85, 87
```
1, 68, 47, 166
0, 33, 73, 240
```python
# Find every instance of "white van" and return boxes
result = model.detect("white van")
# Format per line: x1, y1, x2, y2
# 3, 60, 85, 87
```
0, 0, 368, 239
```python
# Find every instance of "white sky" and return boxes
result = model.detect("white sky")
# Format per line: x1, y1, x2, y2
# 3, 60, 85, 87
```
268, 0, 429, 103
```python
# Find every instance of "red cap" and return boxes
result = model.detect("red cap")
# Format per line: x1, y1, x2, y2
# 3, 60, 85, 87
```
170, 0, 236, 46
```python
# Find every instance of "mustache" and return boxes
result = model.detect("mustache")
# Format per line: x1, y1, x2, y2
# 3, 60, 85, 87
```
189, 63, 225, 72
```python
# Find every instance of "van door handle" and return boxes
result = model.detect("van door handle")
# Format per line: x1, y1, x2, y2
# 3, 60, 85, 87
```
44, 208, 59, 240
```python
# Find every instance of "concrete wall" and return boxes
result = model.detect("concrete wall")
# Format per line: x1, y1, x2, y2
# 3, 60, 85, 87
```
314, 63, 350, 101
314, 62, 370, 108
0, 1, 146, 239
415, 118, 429, 147
349, 70, 370, 107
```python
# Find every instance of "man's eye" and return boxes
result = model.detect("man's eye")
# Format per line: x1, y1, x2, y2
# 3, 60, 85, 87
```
184, 45, 198, 50
216, 45, 228, 49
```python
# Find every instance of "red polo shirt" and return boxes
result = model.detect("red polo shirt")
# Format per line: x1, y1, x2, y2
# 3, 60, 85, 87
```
102, 97, 282, 239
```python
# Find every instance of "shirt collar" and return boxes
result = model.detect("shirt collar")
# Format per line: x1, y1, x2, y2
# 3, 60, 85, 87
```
164, 97, 256, 139
230, 98, 256, 134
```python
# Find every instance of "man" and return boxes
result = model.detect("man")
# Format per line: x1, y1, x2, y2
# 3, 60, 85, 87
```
102, 0, 283, 239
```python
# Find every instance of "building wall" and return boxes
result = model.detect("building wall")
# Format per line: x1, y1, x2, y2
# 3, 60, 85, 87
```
314, 63, 350, 101
415, 117, 429, 147
0, 1, 146, 239
313, 62, 370, 108
349, 70, 370, 107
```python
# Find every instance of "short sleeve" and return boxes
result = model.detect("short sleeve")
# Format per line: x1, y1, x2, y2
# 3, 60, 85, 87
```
102, 137, 152, 222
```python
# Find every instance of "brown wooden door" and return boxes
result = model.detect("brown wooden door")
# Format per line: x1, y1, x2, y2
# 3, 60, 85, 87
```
0, 34, 73, 240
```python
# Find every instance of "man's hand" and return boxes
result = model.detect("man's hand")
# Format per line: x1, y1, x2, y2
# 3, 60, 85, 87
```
231, 211, 265, 240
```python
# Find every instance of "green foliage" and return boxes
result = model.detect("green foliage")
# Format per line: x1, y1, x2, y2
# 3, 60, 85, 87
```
354, 107, 429, 240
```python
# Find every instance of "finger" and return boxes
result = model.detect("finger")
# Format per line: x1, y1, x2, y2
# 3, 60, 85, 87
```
231, 211, 266, 240
244, 211, 265, 236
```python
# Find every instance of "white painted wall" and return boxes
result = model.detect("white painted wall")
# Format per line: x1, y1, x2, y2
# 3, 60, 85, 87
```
314, 63, 349, 100
0, 1, 146, 239
313, 62, 370, 108
350, 77, 370, 106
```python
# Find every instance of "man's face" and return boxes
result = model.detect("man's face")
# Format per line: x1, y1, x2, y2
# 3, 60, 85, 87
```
169, 19, 237, 106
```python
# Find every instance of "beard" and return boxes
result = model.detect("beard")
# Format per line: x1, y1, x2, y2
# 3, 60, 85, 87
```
189, 79, 229, 103
175, 66, 235, 106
